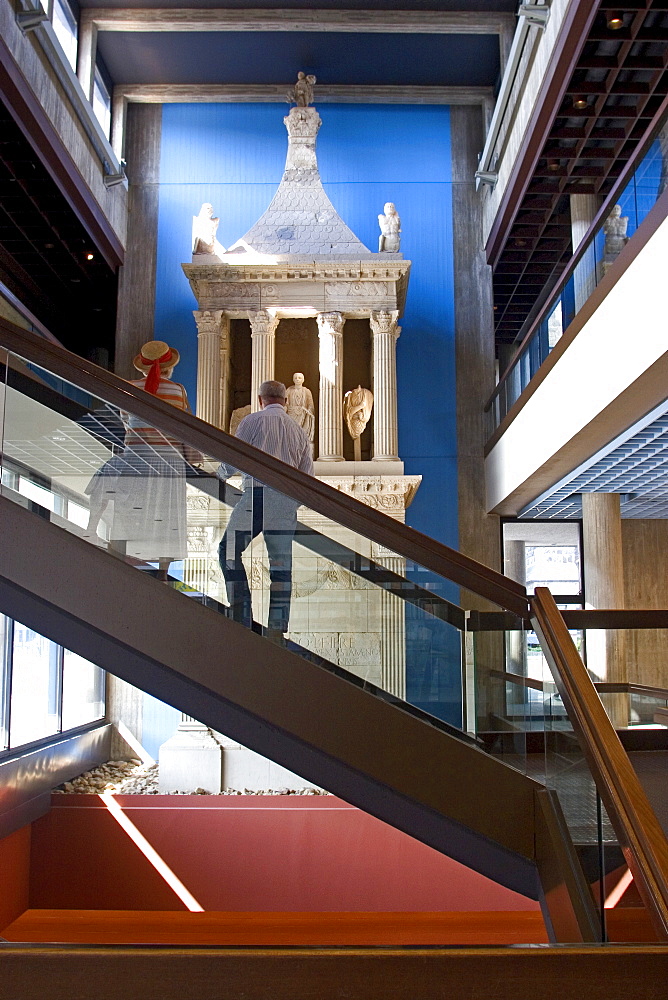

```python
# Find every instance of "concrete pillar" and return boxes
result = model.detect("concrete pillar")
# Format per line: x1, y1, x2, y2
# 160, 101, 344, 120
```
115, 105, 162, 379
249, 310, 279, 412
194, 309, 230, 430
570, 193, 601, 312
370, 309, 401, 462
582, 492, 628, 727
317, 311, 345, 461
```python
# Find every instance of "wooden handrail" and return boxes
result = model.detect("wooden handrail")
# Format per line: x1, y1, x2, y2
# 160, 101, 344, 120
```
0, 319, 529, 617
531, 587, 668, 939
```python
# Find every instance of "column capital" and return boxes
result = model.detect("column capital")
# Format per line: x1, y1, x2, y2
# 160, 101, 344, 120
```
193, 309, 226, 337
317, 311, 345, 337
370, 309, 400, 338
249, 309, 279, 337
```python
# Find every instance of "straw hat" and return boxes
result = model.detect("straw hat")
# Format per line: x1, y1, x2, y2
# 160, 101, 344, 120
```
133, 340, 180, 374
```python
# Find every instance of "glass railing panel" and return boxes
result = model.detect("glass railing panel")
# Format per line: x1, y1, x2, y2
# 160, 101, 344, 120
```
471, 627, 531, 778
473, 620, 665, 941
0, 350, 479, 736
532, 606, 668, 942
629, 689, 668, 728
584, 627, 668, 732
471, 619, 653, 941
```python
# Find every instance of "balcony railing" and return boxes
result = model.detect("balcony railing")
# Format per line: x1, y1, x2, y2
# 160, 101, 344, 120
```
486, 100, 668, 438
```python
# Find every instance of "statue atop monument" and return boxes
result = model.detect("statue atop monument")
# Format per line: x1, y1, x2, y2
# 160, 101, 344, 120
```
378, 202, 401, 253
286, 372, 315, 447
192, 202, 224, 257
288, 71, 317, 107
602, 204, 629, 271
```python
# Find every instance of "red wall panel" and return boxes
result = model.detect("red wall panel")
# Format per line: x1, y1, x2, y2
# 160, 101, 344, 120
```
0, 824, 31, 930
30, 796, 539, 913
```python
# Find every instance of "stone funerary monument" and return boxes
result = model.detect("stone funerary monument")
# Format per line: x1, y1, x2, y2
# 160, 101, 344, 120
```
182, 78, 420, 697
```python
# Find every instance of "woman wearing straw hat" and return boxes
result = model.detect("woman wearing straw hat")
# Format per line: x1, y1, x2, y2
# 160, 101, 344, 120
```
85, 340, 193, 580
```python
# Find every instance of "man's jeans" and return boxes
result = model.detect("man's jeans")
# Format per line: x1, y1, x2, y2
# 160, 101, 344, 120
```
218, 486, 298, 632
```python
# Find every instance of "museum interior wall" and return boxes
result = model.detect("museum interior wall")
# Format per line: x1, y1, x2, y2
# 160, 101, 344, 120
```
622, 518, 668, 689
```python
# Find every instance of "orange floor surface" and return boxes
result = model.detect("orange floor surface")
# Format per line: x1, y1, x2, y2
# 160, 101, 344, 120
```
2, 909, 551, 946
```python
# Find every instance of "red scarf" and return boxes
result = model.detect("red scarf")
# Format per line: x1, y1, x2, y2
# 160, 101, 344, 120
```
141, 349, 172, 395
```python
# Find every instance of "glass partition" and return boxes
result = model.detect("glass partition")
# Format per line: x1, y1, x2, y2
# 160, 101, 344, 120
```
489, 112, 668, 431
0, 349, 475, 736
472, 621, 664, 942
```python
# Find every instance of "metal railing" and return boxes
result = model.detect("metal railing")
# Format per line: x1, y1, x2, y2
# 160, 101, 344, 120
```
486, 97, 668, 438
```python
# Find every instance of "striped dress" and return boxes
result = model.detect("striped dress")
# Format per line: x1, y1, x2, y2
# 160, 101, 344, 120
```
86, 377, 191, 561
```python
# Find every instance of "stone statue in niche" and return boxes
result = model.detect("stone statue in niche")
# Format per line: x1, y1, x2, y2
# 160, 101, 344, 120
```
192, 203, 224, 256
229, 405, 251, 436
602, 204, 629, 272
378, 202, 401, 253
286, 373, 315, 447
287, 71, 317, 107
344, 385, 374, 462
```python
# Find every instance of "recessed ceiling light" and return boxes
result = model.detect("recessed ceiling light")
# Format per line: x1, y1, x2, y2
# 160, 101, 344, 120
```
606, 11, 624, 30
573, 96, 589, 110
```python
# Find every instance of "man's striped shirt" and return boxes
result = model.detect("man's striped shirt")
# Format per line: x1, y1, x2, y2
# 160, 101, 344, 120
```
221, 403, 314, 486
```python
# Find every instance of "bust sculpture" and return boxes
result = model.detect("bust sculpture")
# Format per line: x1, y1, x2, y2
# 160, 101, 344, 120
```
286, 372, 315, 446
378, 202, 401, 253
287, 71, 317, 108
344, 385, 374, 461
192, 202, 221, 256
603, 204, 629, 268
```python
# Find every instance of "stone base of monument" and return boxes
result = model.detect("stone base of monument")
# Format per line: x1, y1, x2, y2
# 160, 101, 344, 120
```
158, 720, 223, 793
220, 740, 322, 792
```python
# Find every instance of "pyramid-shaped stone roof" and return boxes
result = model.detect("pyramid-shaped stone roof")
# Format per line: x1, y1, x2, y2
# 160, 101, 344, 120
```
225, 106, 372, 258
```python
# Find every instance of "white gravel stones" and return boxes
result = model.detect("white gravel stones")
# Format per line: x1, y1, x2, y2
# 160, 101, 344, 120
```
53, 760, 330, 796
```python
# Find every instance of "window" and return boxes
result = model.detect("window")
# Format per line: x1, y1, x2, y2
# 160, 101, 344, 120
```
9, 623, 61, 748
92, 66, 111, 138
0, 615, 105, 755
52, 0, 78, 72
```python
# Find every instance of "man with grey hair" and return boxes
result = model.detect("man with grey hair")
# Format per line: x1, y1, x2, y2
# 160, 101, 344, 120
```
218, 380, 314, 635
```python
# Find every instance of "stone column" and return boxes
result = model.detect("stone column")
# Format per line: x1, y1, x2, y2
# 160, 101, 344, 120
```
249, 310, 279, 412
317, 311, 345, 461
582, 492, 628, 727
570, 193, 601, 313
370, 309, 401, 462
378, 551, 406, 699
194, 309, 230, 430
